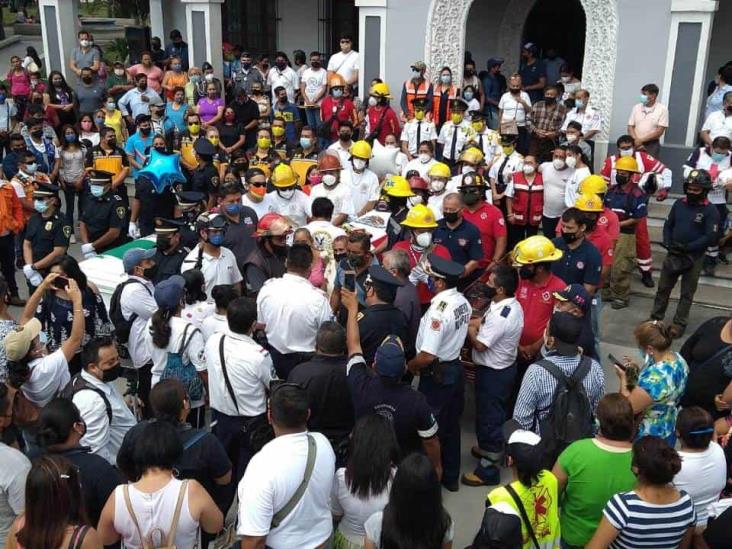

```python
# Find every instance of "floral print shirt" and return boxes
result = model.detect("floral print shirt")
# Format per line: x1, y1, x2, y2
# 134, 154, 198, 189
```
636, 352, 688, 442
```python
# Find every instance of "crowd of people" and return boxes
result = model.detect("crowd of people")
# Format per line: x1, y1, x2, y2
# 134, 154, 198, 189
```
0, 27, 731, 549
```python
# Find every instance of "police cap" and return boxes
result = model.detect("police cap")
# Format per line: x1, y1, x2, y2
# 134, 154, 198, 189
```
194, 138, 216, 156
154, 217, 186, 234
425, 253, 464, 280
412, 98, 427, 109
366, 265, 404, 290
450, 98, 469, 112
176, 191, 206, 208
87, 170, 113, 185
34, 182, 60, 197
469, 110, 485, 121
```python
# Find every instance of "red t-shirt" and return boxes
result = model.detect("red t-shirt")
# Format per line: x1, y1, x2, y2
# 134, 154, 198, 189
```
556, 207, 619, 244
366, 106, 401, 145
392, 240, 451, 304
320, 96, 356, 140
462, 203, 507, 268
587, 230, 614, 268
516, 273, 566, 346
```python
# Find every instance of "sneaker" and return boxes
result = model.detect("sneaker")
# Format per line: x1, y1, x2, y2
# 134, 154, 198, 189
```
669, 323, 686, 339
8, 295, 26, 307
640, 271, 655, 288
611, 299, 628, 310
441, 479, 459, 492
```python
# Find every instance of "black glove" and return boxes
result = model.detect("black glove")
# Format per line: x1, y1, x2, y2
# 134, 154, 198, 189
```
670, 242, 688, 254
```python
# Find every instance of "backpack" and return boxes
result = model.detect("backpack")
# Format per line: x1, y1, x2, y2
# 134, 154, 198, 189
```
535, 357, 593, 466
109, 279, 151, 345
60, 374, 113, 424
4, 382, 41, 428
122, 479, 188, 549
160, 324, 204, 401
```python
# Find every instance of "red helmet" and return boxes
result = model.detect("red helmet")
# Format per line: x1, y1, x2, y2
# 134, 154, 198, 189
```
318, 153, 342, 172
255, 213, 292, 237
408, 175, 429, 191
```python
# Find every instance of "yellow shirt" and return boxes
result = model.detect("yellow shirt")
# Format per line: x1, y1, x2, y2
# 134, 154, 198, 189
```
104, 109, 125, 143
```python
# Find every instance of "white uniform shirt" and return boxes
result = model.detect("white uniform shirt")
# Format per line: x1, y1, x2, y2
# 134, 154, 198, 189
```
437, 121, 472, 161
468, 129, 500, 162
471, 297, 524, 369
309, 181, 355, 220
401, 157, 436, 179
561, 106, 603, 136
266, 66, 300, 103
564, 166, 592, 208
205, 330, 275, 417
427, 193, 447, 221
702, 111, 732, 141
72, 370, 137, 465
342, 168, 380, 216
242, 193, 276, 219
201, 312, 228, 340
327, 50, 359, 83
181, 300, 215, 330
145, 316, 207, 390
400, 120, 437, 154
237, 431, 335, 547
415, 287, 471, 361
23, 349, 70, 407
540, 162, 575, 218
303, 220, 346, 253
498, 91, 531, 126
488, 152, 524, 191
120, 276, 157, 368
326, 141, 352, 168
267, 189, 311, 227
181, 245, 243, 300
683, 147, 732, 204
257, 273, 334, 354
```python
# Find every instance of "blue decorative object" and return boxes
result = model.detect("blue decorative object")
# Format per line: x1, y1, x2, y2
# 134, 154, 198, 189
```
136, 150, 186, 193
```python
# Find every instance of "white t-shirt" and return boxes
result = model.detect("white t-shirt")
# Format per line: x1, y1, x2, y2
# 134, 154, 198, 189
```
702, 111, 732, 141
201, 312, 228, 340
326, 141, 352, 168
237, 432, 336, 548
266, 189, 311, 227
401, 157, 436, 179
331, 467, 393, 540
674, 443, 727, 525
181, 246, 243, 300
327, 50, 359, 83
303, 220, 346, 253
364, 511, 454, 548
564, 165, 591, 208
498, 92, 532, 126
0, 443, 30, 548
23, 348, 70, 407
301, 67, 328, 106
242, 193, 275, 220
309, 181, 355, 220
342, 168, 380, 216
266, 66, 299, 103
181, 301, 215, 330
540, 162, 574, 218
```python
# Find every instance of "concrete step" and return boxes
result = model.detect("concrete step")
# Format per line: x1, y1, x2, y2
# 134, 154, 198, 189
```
650, 244, 732, 280
629, 269, 732, 312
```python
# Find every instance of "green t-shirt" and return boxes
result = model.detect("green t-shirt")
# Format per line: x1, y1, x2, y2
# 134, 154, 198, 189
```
557, 438, 636, 546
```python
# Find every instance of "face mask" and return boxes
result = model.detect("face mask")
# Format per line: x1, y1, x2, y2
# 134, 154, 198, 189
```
352, 158, 367, 171
686, 192, 704, 204
272, 126, 285, 138
415, 110, 425, 121
257, 137, 271, 149
348, 253, 366, 268
519, 265, 536, 279
615, 174, 629, 186
157, 235, 173, 250
107, 138, 117, 148
154, 145, 167, 154
34, 199, 49, 213
712, 151, 728, 163
322, 173, 337, 187
725, 106, 732, 116
418, 153, 431, 164
208, 233, 224, 246
339, 132, 352, 141
106, 101, 116, 110
300, 137, 312, 149
561, 231, 579, 244
639, 94, 649, 105
411, 69, 422, 79
140, 127, 151, 137
81, 121, 92, 131
332, 88, 343, 98
502, 146, 514, 156
225, 203, 241, 216
430, 179, 446, 192
101, 364, 122, 383
451, 113, 463, 124
426, 277, 437, 294
510, 87, 521, 95
619, 148, 633, 157
241, 61, 251, 69
408, 196, 423, 208
483, 285, 497, 299
142, 264, 158, 280
544, 96, 557, 105
463, 91, 474, 100
208, 136, 219, 146
190, 75, 201, 83
566, 156, 577, 168
443, 211, 459, 224
465, 69, 475, 77
552, 158, 565, 170
90, 184, 105, 197
82, 76, 93, 84
114, 68, 125, 76
308, 174, 322, 185
560, 75, 571, 83
64, 133, 77, 143
24, 163, 37, 174
523, 164, 536, 175
205, 73, 214, 82
278, 188, 295, 200
461, 165, 475, 174
462, 191, 480, 206
334, 252, 347, 263
188, 123, 201, 135
79, 39, 89, 47
172, 64, 181, 71
249, 185, 266, 198
30, 129, 43, 139
441, 74, 451, 84
566, 134, 578, 143
368, 96, 378, 107
138, 83, 147, 91
275, 61, 287, 70
575, 99, 584, 109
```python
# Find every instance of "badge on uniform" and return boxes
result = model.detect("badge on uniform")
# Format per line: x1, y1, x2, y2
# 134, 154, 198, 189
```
357, 311, 364, 321
431, 318, 441, 330
437, 301, 447, 312
63, 225, 72, 239
116, 206, 126, 219
45, 221, 53, 231
211, 176, 220, 188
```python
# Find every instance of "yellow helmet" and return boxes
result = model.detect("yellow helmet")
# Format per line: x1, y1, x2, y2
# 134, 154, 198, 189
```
401, 204, 438, 229
458, 147, 485, 165
428, 162, 451, 179
578, 174, 608, 195
271, 163, 299, 188
574, 193, 604, 213
371, 82, 391, 98
615, 156, 639, 173
383, 175, 415, 197
350, 140, 373, 160
512, 235, 563, 265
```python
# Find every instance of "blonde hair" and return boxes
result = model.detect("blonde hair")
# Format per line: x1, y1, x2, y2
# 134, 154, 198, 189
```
634, 320, 672, 351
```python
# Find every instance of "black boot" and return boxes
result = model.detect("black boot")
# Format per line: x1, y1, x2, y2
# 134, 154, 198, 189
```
640, 271, 654, 288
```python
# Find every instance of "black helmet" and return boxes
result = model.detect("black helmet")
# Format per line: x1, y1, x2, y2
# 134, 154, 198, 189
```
459, 172, 486, 189
684, 169, 713, 191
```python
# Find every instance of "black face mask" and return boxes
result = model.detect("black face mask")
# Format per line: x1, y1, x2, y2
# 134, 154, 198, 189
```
30, 129, 43, 139
101, 363, 122, 383
157, 235, 173, 250
142, 264, 158, 280
482, 285, 497, 299
519, 265, 536, 280
339, 132, 352, 141
140, 127, 151, 136
510, 88, 521, 94
107, 138, 118, 148
462, 191, 480, 206
82, 76, 93, 84
562, 231, 579, 244
154, 146, 167, 154
348, 253, 366, 268
275, 61, 287, 70
464, 70, 475, 77
270, 240, 288, 258
544, 96, 557, 105
615, 174, 629, 186
334, 252, 347, 263
686, 192, 704, 204
443, 211, 460, 224
388, 197, 407, 212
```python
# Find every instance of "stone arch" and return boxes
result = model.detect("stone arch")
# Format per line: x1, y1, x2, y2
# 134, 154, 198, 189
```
423, 0, 619, 140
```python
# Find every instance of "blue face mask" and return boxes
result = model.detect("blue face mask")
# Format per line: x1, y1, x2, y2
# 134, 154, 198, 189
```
332, 88, 343, 98
90, 184, 105, 197
208, 233, 224, 246
65, 134, 76, 143
39, 331, 48, 346
300, 137, 312, 149
574, 99, 584, 109
34, 199, 49, 213
712, 151, 728, 163
463, 91, 474, 101
224, 203, 240, 216
639, 94, 649, 105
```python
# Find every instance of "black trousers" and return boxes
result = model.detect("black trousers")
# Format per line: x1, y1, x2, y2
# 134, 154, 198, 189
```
268, 347, 313, 380
0, 233, 18, 296
508, 223, 539, 251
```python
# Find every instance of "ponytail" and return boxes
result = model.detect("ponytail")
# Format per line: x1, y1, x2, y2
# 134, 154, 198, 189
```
150, 309, 173, 349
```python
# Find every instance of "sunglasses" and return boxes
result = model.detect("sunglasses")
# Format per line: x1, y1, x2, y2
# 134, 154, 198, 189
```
249, 182, 267, 188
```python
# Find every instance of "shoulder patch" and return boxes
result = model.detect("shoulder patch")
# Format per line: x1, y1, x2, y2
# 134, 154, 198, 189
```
436, 301, 447, 312
500, 306, 510, 318
116, 206, 126, 220
430, 318, 441, 331
63, 225, 72, 239
113, 194, 123, 201
357, 311, 364, 321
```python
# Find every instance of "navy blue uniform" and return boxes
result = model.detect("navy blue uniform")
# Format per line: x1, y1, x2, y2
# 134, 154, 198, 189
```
357, 304, 413, 365
24, 212, 71, 263
433, 218, 484, 268
80, 192, 128, 253
662, 198, 720, 256
551, 237, 602, 288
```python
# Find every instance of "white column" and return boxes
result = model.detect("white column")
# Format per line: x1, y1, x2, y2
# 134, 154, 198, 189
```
182, 0, 224, 80
149, 0, 165, 41
356, 0, 387, 98
38, 0, 79, 79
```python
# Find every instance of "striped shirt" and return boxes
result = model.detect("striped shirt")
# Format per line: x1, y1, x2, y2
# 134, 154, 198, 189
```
603, 490, 696, 548
513, 352, 605, 433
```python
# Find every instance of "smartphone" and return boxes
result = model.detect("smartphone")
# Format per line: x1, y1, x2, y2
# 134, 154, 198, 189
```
344, 271, 356, 292
608, 353, 626, 370
52, 276, 69, 290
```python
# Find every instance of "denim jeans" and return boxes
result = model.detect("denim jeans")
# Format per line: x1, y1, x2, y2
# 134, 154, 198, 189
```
304, 107, 322, 132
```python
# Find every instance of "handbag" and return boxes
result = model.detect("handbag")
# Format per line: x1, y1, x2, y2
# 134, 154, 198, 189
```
122, 480, 190, 549
505, 483, 540, 549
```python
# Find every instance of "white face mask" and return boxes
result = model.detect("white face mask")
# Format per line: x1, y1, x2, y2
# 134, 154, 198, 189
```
368, 96, 378, 107
79, 39, 90, 48
385, 143, 397, 150
566, 134, 578, 143
552, 158, 566, 170
114, 68, 125, 76
352, 158, 367, 171
522, 165, 536, 175
560, 76, 571, 83
205, 73, 214, 81
415, 231, 432, 248
566, 156, 577, 168
430, 179, 446, 192
278, 188, 295, 200
418, 153, 431, 164
461, 165, 475, 174
322, 174, 337, 187
408, 196, 423, 208
619, 148, 634, 157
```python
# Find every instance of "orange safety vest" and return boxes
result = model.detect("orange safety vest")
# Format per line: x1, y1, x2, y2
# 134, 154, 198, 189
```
0, 184, 22, 234
432, 84, 458, 128
403, 79, 433, 118
510, 171, 544, 227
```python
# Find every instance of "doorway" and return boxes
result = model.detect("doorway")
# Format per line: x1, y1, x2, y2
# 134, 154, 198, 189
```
523, 0, 586, 78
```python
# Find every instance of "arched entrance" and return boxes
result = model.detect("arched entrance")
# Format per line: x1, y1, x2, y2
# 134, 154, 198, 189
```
424, 0, 618, 141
